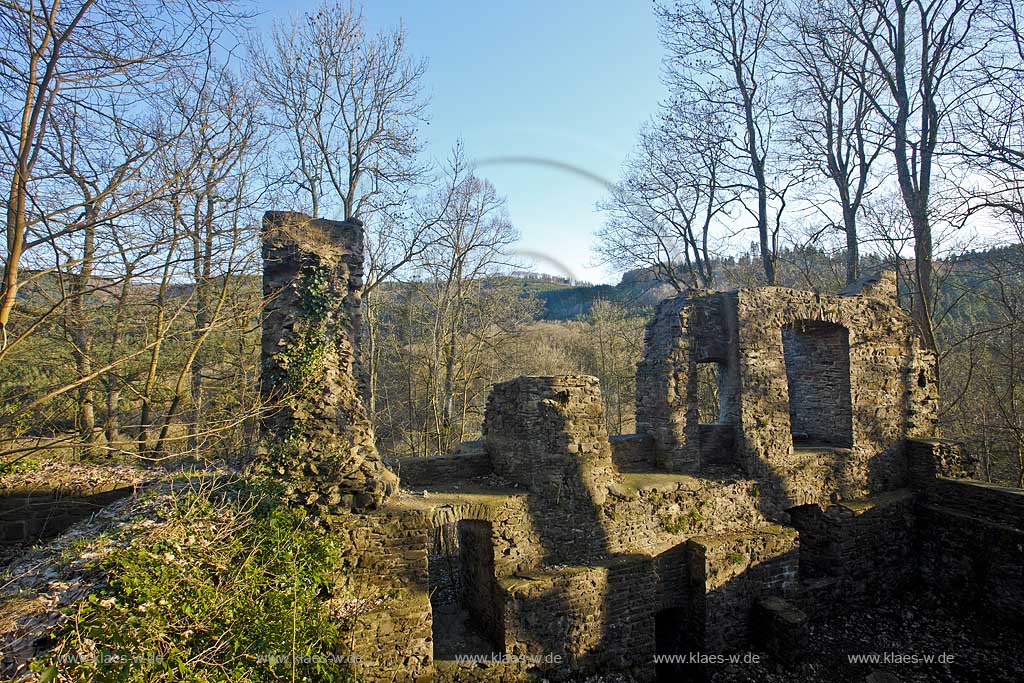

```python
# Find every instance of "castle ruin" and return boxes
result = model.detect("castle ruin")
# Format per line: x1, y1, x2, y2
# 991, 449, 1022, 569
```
260, 212, 1024, 682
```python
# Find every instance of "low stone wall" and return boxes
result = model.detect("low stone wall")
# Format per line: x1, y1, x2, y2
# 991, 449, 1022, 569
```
0, 484, 135, 546
907, 438, 980, 484
396, 452, 494, 489
788, 489, 916, 610
686, 526, 799, 653
501, 555, 656, 678
328, 507, 432, 681
916, 478, 1024, 624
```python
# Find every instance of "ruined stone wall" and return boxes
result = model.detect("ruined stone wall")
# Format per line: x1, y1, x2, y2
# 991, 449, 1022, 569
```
636, 296, 692, 472
396, 451, 493, 486
635, 271, 938, 510
636, 293, 742, 473
686, 526, 800, 653
501, 557, 656, 677
0, 484, 134, 546
909, 440, 1024, 624
260, 211, 396, 513
916, 492, 1024, 626
609, 434, 655, 471
788, 490, 917, 612
735, 286, 914, 502
328, 509, 432, 681
459, 520, 505, 649
603, 475, 767, 560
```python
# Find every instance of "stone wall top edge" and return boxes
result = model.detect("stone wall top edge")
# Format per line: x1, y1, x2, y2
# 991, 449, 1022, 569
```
935, 477, 1024, 498
263, 210, 364, 229
491, 374, 600, 389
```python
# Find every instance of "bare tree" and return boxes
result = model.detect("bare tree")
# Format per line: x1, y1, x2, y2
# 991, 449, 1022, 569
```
417, 147, 518, 453
780, 0, 889, 284
843, 0, 987, 352
597, 99, 734, 291
956, 0, 1024, 223
250, 1, 428, 222
0, 0, 242, 350
658, 0, 790, 284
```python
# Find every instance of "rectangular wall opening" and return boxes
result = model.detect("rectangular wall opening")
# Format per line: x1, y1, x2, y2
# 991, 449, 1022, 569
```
696, 360, 739, 466
655, 606, 693, 682
429, 520, 503, 660
782, 320, 853, 448
696, 361, 737, 425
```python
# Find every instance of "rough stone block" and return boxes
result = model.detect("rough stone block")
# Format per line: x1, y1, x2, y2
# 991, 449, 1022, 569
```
752, 595, 807, 664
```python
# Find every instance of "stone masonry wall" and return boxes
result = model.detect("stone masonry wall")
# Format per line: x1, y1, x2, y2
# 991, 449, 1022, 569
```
0, 485, 135, 546
501, 556, 656, 677
733, 281, 928, 506
483, 375, 618, 564
636, 293, 742, 473
686, 526, 800, 653
328, 508, 432, 681
909, 439, 1024, 624
788, 489, 917, 612
636, 296, 692, 472
634, 271, 938, 511
260, 211, 397, 513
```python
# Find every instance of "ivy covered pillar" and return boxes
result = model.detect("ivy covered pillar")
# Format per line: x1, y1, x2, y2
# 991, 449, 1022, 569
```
260, 211, 397, 512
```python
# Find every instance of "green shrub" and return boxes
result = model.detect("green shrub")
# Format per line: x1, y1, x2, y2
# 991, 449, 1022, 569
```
33, 478, 357, 682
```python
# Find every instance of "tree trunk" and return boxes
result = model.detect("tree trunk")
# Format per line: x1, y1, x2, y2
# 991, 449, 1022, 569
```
844, 206, 859, 285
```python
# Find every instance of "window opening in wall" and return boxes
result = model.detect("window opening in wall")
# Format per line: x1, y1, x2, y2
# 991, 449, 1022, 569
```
696, 361, 726, 424
782, 320, 853, 448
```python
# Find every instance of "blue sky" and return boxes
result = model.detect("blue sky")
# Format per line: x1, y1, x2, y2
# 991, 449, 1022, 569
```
256, 1, 666, 284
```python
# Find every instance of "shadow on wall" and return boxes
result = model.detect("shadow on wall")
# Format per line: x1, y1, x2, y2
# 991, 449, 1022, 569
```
482, 377, 806, 680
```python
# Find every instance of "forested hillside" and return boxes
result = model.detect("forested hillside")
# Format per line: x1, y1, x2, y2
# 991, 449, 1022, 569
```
2, 0, 1024, 492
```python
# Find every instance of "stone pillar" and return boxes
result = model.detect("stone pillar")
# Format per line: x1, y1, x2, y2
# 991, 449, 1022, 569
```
260, 211, 397, 512
483, 375, 616, 504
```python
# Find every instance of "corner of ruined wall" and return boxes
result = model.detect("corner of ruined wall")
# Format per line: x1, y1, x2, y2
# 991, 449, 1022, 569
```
685, 526, 799, 653
635, 295, 691, 471
327, 507, 433, 680
635, 292, 740, 473
908, 440, 1024, 624
483, 375, 617, 501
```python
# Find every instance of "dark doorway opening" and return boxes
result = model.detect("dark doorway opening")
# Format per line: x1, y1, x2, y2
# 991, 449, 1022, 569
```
429, 519, 503, 660
655, 606, 692, 682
